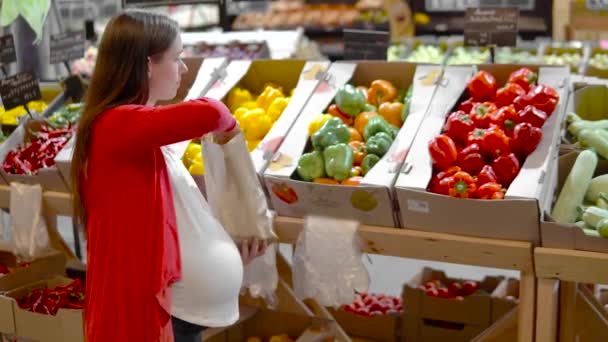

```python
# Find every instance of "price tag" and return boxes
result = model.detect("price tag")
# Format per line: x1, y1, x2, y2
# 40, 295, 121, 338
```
0, 35, 17, 66
50, 31, 86, 64
587, 0, 608, 10
0, 72, 42, 111
344, 29, 389, 60
464, 7, 519, 47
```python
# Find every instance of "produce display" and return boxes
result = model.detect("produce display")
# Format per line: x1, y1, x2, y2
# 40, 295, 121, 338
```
387, 44, 408, 62
419, 279, 480, 299
428, 68, 560, 199
341, 292, 403, 316
405, 45, 445, 64
70, 46, 98, 78
588, 52, 608, 70
542, 52, 582, 71
446, 47, 490, 65
48, 103, 83, 128
2, 125, 73, 175
16, 279, 85, 315
185, 42, 269, 60
245, 335, 294, 342
494, 47, 540, 64
295, 80, 411, 185
182, 84, 291, 176
0, 100, 48, 126
0, 261, 31, 275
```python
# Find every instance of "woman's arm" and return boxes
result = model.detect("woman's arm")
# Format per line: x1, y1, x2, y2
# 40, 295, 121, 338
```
109, 98, 236, 150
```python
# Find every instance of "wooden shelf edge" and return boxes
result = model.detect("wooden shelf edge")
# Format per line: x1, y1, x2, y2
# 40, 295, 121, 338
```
535, 247, 608, 284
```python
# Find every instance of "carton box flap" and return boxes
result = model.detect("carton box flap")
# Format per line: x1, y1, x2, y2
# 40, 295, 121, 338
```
0, 251, 66, 292
205, 60, 252, 101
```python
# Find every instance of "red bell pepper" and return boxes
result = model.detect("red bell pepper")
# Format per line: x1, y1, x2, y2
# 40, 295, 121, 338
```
448, 171, 477, 198
328, 104, 354, 126
492, 153, 520, 187
482, 126, 511, 158
467, 128, 487, 147
0, 263, 9, 275
494, 83, 526, 108
458, 98, 477, 113
467, 71, 497, 102
511, 122, 543, 158
516, 105, 547, 128
470, 102, 498, 128
474, 182, 505, 200
444, 111, 474, 144
512, 94, 529, 112
428, 166, 461, 195
526, 85, 559, 115
489, 105, 518, 137
508, 68, 538, 92
457, 143, 485, 175
429, 135, 458, 171
476, 165, 498, 186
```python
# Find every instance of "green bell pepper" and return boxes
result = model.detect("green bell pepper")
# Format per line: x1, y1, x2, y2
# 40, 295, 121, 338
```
361, 154, 380, 176
335, 84, 367, 117
401, 85, 413, 122
323, 143, 354, 181
363, 116, 398, 141
365, 132, 393, 157
296, 151, 325, 181
312, 117, 351, 151
363, 103, 377, 113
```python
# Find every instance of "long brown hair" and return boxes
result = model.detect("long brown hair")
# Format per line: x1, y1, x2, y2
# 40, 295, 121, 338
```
71, 10, 179, 229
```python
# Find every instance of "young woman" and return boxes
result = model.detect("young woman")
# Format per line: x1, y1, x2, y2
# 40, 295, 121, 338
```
71, 10, 265, 342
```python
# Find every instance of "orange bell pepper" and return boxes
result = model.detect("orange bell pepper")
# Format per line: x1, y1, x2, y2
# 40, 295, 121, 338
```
341, 176, 363, 186
348, 127, 363, 142
354, 111, 378, 136
379, 102, 404, 128
313, 178, 340, 185
328, 104, 354, 126
367, 80, 397, 106
348, 141, 367, 166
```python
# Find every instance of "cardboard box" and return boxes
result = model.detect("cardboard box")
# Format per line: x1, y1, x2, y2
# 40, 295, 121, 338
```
541, 151, 608, 253
264, 61, 442, 227
401, 267, 503, 342
490, 278, 519, 323
0, 276, 83, 342
204, 306, 337, 342
584, 49, 608, 79
540, 43, 589, 73
395, 65, 570, 242
204, 59, 328, 176
54, 58, 229, 190
328, 307, 400, 342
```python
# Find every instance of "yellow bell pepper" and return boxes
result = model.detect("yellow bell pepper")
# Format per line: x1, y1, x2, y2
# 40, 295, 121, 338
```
241, 101, 258, 110
245, 115, 272, 141
233, 107, 248, 122
266, 97, 289, 122
256, 85, 284, 111
189, 160, 205, 175
226, 88, 252, 112
308, 113, 332, 136
240, 108, 266, 130
247, 139, 261, 152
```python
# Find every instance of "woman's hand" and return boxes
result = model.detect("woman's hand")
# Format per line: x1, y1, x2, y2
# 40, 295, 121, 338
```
213, 124, 241, 145
240, 238, 268, 266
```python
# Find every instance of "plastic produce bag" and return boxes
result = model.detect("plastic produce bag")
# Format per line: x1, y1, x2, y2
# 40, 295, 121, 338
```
202, 131, 277, 242
202, 131, 278, 302
293, 216, 370, 308
9, 183, 52, 261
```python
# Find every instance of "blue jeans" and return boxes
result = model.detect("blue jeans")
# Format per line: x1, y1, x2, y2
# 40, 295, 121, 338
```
172, 316, 206, 342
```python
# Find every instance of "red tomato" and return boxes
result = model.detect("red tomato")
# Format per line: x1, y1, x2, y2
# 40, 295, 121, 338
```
426, 288, 439, 297
448, 282, 462, 297
437, 288, 451, 298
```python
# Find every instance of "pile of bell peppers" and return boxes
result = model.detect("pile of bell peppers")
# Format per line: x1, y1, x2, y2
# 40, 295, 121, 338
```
428, 68, 559, 199
2, 125, 73, 175
16, 279, 85, 315
47, 103, 83, 128
297, 80, 411, 186
227, 84, 292, 151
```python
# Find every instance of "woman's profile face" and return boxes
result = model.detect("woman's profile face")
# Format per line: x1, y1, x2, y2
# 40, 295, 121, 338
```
148, 35, 188, 104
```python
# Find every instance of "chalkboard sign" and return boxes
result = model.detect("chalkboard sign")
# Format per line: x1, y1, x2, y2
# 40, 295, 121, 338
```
50, 31, 86, 64
0, 35, 17, 66
0, 72, 42, 111
464, 7, 519, 47
586, 0, 608, 10
123, 0, 219, 6
344, 29, 389, 60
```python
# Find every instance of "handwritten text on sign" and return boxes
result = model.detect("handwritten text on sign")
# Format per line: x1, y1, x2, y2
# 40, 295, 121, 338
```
50, 31, 85, 64
343, 29, 389, 60
0, 35, 17, 66
464, 8, 519, 47
0, 72, 42, 111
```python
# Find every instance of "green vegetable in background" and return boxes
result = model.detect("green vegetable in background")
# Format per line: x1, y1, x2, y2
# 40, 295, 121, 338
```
311, 117, 351, 151
363, 116, 397, 141
334, 84, 367, 117
401, 85, 413, 122
323, 143, 354, 181
361, 154, 381, 176
296, 151, 325, 181
365, 132, 393, 157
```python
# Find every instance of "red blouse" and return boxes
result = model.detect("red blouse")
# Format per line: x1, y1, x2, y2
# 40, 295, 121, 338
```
82, 98, 235, 342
